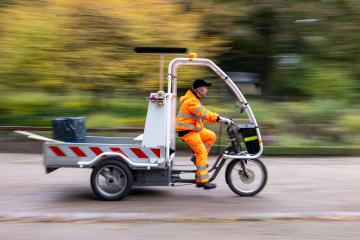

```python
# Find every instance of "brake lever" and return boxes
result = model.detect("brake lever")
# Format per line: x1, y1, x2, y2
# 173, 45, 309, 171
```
240, 102, 249, 114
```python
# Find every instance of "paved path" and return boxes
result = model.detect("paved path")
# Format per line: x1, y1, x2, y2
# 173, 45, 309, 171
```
2, 221, 360, 240
0, 154, 359, 216
1, 153, 360, 239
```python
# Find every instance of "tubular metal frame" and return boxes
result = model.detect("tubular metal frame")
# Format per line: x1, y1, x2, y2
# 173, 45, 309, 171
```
166, 58, 263, 161
77, 152, 158, 169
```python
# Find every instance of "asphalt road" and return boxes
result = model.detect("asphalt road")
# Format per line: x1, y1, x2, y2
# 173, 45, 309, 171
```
0, 153, 359, 215
1, 221, 360, 240
1, 153, 360, 239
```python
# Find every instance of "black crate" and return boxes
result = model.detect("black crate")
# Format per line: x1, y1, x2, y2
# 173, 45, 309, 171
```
52, 117, 86, 142
238, 125, 260, 154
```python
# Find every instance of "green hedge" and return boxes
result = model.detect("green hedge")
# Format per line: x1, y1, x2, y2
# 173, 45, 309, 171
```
262, 146, 360, 156
177, 143, 360, 156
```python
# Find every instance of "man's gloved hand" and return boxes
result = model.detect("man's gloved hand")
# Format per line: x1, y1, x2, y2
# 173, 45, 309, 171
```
218, 117, 234, 126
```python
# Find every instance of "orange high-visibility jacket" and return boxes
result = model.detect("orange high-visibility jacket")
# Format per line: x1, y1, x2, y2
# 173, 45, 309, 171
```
176, 90, 219, 132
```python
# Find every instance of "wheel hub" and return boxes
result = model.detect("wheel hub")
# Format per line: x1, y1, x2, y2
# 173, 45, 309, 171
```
106, 177, 115, 186
240, 169, 255, 184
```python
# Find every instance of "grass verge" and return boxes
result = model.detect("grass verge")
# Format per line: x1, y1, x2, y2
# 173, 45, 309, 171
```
176, 145, 360, 156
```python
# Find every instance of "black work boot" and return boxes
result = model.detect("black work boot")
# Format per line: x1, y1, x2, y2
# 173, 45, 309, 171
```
196, 182, 217, 190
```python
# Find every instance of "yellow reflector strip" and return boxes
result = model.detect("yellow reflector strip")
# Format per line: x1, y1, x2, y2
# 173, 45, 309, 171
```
259, 140, 263, 144
244, 169, 248, 173
244, 136, 258, 142
189, 59, 193, 61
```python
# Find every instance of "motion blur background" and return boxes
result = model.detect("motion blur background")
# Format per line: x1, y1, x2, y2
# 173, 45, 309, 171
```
1, 0, 360, 154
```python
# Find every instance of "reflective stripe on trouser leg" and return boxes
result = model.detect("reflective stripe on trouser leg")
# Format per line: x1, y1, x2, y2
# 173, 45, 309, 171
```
196, 169, 209, 182
199, 128, 216, 154
196, 165, 207, 171
203, 143, 212, 153
180, 131, 209, 183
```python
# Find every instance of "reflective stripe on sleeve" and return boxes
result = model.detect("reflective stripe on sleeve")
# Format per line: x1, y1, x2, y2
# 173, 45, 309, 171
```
201, 110, 209, 120
196, 173, 209, 180
194, 106, 204, 115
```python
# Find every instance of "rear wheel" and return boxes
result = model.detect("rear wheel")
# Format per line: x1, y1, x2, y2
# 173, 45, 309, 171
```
225, 158, 267, 196
90, 160, 133, 201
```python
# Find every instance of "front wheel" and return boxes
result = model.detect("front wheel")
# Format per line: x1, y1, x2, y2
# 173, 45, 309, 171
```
225, 158, 267, 196
90, 160, 133, 201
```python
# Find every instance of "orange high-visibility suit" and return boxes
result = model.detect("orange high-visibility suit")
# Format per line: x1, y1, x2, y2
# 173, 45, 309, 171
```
176, 90, 219, 183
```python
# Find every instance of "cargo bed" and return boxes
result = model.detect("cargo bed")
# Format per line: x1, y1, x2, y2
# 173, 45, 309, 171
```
44, 136, 167, 169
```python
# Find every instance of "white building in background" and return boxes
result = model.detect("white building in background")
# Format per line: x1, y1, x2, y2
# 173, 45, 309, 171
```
226, 72, 261, 95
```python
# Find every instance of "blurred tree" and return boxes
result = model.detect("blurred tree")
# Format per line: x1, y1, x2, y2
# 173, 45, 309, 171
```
2, 0, 360, 102
277, 0, 360, 102
0, 0, 225, 100
276, 56, 358, 101
183, 0, 300, 99
186, 0, 360, 101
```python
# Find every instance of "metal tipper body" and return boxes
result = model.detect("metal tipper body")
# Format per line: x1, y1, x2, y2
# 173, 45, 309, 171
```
44, 92, 173, 186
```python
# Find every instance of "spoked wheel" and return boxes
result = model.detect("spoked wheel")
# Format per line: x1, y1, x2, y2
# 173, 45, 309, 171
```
225, 158, 267, 196
90, 160, 133, 201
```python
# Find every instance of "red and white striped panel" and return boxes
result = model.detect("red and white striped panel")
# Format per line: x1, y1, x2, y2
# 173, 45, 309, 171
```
47, 146, 161, 159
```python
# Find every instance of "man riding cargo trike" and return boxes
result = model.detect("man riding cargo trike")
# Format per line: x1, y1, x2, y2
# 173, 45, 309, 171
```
43, 52, 268, 201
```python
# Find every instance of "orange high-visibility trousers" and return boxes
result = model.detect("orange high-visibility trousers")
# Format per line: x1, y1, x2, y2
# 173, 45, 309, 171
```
180, 128, 216, 183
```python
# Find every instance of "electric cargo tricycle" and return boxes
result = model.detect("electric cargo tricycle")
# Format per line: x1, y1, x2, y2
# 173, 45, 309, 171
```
43, 53, 267, 201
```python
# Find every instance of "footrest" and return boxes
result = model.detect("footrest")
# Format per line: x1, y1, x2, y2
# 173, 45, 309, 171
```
171, 169, 196, 183
171, 169, 196, 174
172, 179, 196, 184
